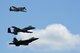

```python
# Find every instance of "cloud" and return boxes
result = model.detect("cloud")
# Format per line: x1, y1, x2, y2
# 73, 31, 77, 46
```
17, 24, 80, 51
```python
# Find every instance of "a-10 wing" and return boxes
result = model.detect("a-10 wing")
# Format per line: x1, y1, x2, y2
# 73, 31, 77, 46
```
22, 25, 35, 30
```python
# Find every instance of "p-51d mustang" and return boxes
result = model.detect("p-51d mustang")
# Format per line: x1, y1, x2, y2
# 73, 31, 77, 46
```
9, 37, 39, 46
8, 25, 35, 35
9, 6, 27, 12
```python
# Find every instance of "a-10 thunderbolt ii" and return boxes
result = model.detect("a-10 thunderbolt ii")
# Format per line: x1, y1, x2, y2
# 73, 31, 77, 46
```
8, 25, 35, 35
9, 6, 27, 12
9, 37, 39, 46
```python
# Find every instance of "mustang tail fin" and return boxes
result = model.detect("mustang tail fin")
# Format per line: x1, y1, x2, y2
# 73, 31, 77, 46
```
9, 7, 12, 11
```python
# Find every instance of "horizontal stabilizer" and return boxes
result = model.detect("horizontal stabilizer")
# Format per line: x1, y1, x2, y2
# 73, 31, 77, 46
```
9, 43, 14, 45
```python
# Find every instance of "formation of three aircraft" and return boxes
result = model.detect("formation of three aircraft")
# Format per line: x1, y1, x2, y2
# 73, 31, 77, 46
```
8, 26, 39, 46
8, 5, 39, 47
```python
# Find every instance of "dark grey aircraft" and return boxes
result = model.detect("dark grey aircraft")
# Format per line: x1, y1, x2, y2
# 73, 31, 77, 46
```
9, 6, 27, 12
9, 37, 39, 46
8, 25, 35, 35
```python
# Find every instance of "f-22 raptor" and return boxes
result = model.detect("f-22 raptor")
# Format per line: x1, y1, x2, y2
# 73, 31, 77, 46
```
8, 26, 35, 35
9, 6, 27, 12
9, 37, 39, 46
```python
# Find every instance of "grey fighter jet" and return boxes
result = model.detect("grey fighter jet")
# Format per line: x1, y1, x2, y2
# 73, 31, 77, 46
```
9, 37, 39, 46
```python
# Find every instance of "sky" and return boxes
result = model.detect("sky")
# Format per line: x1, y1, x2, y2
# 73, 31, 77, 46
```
0, 0, 80, 53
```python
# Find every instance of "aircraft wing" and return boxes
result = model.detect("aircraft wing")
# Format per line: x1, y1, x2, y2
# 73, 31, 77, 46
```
11, 26, 21, 33
27, 37, 39, 43
12, 26, 20, 29
22, 26, 35, 30
12, 6, 18, 9
22, 27, 29, 31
